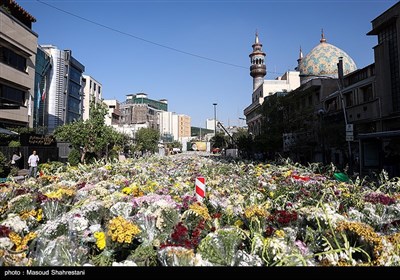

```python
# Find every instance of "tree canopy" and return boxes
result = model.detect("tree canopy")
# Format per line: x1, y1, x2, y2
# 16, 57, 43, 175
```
134, 127, 160, 154
54, 100, 129, 163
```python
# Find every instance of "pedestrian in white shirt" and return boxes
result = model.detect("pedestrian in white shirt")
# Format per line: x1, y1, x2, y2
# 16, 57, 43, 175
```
28, 150, 39, 178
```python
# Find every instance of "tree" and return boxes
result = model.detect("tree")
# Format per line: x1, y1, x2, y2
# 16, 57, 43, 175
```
233, 128, 253, 159
259, 93, 287, 157
210, 132, 228, 149
54, 100, 129, 163
134, 127, 160, 154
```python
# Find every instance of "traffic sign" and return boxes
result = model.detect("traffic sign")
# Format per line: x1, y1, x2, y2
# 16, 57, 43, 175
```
346, 124, 353, 132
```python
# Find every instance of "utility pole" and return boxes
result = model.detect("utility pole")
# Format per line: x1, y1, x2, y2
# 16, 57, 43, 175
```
337, 57, 353, 175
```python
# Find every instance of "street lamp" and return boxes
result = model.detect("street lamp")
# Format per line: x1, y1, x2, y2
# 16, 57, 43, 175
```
213, 103, 217, 138
239, 117, 246, 127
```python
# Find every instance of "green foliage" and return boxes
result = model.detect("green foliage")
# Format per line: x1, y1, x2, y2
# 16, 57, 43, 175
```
68, 148, 81, 166
259, 94, 287, 154
127, 244, 158, 266
135, 128, 160, 153
198, 228, 243, 266
39, 161, 66, 174
8, 140, 21, 147
233, 130, 254, 159
167, 141, 182, 149
108, 148, 119, 161
0, 151, 8, 177
8, 166, 18, 177
91, 249, 115, 266
54, 100, 129, 163
210, 132, 228, 149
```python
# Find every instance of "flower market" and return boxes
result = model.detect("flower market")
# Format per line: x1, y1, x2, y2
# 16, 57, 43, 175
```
0, 152, 399, 267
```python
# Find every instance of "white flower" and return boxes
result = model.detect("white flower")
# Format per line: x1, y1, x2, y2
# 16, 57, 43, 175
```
109, 202, 133, 218
89, 224, 101, 233
0, 237, 14, 250
69, 216, 89, 232
1, 214, 28, 233
112, 260, 137, 266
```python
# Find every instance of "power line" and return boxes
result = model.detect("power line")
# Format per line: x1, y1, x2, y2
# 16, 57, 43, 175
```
35, 0, 248, 69
29, 0, 393, 2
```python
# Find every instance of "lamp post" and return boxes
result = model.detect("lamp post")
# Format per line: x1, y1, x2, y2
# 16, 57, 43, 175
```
213, 103, 217, 138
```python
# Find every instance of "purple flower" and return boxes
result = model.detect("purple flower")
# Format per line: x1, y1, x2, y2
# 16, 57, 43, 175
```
295, 240, 309, 255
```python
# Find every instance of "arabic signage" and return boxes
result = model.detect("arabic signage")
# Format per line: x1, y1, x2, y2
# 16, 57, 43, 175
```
20, 134, 56, 146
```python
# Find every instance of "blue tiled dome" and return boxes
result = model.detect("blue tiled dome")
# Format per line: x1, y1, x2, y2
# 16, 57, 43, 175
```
299, 37, 357, 78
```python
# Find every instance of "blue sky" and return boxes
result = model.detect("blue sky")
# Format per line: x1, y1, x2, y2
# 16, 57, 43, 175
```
20, 0, 397, 127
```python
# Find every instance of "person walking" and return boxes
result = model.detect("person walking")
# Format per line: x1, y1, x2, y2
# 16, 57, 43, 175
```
27, 150, 40, 178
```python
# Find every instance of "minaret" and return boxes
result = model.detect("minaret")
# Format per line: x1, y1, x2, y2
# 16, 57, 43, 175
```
320, 28, 327, 43
295, 46, 303, 71
249, 31, 266, 91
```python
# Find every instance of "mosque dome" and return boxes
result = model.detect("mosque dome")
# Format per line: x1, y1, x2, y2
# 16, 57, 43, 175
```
298, 32, 357, 78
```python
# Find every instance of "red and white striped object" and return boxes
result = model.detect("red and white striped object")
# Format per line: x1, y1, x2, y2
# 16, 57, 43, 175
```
195, 177, 206, 202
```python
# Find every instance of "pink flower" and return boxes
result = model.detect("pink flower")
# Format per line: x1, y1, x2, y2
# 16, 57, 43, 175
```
295, 240, 309, 255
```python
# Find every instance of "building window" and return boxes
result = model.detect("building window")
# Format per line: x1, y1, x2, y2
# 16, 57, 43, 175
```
68, 81, 81, 99
0, 46, 27, 72
361, 85, 373, 102
345, 93, 353, 107
69, 67, 81, 84
0, 83, 25, 107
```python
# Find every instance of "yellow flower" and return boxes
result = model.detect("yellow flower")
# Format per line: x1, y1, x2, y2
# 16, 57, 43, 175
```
269, 191, 275, 198
283, 170, 292, 178
9, 232, 37, 252
121, 187, 133, 195
274, 230, 285, 238
94, 232, 106, 250
244, 205, 268, 219
19, 209, 37, 220
107, 216, 141, 244
45, 191, 62, 200
234, 220, 243, 228
189, 203, 211, 220
36, 209, 43, 222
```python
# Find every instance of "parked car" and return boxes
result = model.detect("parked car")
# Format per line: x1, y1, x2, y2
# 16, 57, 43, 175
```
212, 147, 221, 154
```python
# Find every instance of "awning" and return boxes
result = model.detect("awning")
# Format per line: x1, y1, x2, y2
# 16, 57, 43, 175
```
0, 127, 19, 135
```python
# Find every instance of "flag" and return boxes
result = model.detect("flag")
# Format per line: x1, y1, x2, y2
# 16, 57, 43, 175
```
41, 76, 47, 102
27, 94, 32, 116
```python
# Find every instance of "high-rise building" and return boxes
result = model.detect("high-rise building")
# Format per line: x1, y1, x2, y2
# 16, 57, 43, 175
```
34, 46, 51, 131
0, 1, 37, 129
40, 45, 85, 133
